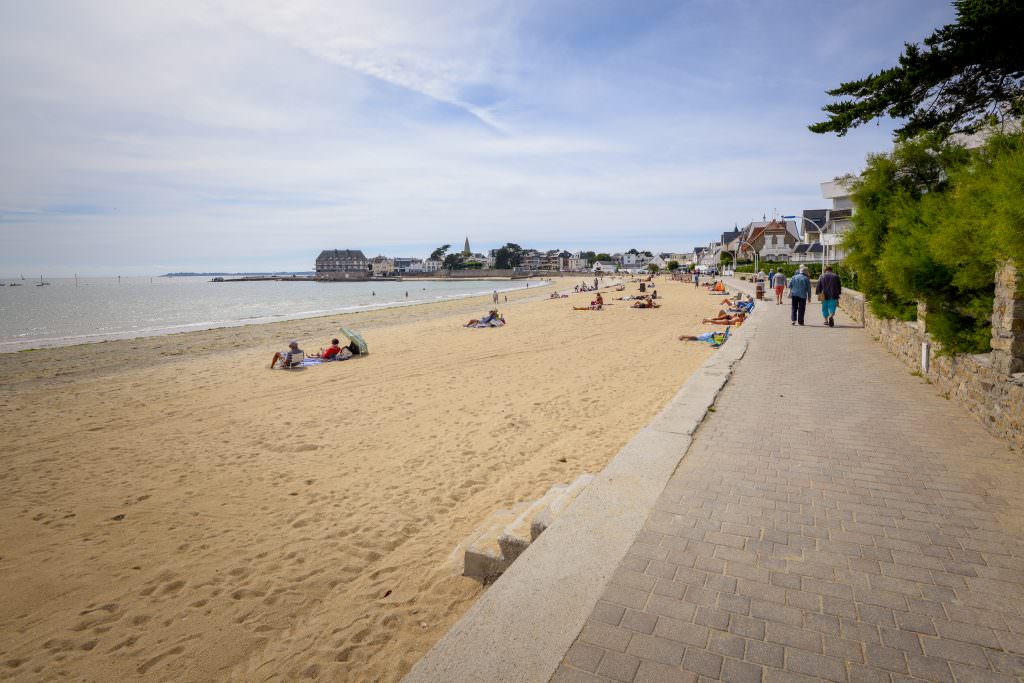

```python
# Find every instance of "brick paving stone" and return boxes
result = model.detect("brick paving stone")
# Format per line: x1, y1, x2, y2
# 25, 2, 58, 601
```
947, 662, 1018, 683
623, 609, 659, 635
597, 651, 642, 682
823, 635, 865, 664
694, 607, 731, 631
682, 648, 723, 678
565, 642, 606, 673
766, 623, 822, 654
921, 636, 990, 667
581, 621, 634, 652
634, 660, 698, 683
553, 288, 1024, 681
628, 634, 686, 667
905, 653, 954, 683
784, 648, 848, 682
721, 658, 762, 683
708, 632, 747, 659
594, 601, 627, 626
846, 664, 893, 683
551, 665, 612, 683
729, 614, 766, 641
654, 617, 710, 648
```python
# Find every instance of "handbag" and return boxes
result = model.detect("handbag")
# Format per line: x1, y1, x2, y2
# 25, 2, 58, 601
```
817, 291, 826, 302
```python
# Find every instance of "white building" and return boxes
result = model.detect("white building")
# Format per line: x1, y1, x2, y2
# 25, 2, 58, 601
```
393, 257, 424, 273
559, 251, 588, 272
592, 261, 617, 273
621, 251, 652, 267
820, 176, 855, 262
422, 259, 443, 272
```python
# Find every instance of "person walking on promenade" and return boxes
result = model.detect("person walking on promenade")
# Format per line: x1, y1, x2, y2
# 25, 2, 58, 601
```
816, 265, 842, 327
789, 266, 810, 326
772, 270, 787, 305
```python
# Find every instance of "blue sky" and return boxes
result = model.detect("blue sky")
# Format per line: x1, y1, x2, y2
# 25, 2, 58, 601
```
0, 0, 955, 275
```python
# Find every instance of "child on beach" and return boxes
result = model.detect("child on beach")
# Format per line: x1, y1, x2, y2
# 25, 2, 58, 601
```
314, 339, 353, 361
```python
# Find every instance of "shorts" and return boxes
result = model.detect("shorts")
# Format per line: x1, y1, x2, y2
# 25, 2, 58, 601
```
775, 285, 784, 295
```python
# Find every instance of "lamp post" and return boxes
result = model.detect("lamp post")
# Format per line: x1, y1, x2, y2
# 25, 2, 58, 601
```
735, 239, 758, 280
782, 214, 827, 269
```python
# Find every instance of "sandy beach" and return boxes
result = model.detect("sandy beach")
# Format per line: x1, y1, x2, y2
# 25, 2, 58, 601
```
0, 277, 725, 682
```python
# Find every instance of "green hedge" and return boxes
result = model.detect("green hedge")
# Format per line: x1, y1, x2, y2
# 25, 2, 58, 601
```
843, 131, 1024, 354
734, 261, 859, 290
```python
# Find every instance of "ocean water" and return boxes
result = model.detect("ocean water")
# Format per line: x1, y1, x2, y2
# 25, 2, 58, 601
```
0, 276, 535, 352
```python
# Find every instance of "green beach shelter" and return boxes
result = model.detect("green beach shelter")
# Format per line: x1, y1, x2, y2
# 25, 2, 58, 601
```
340, 326, 368, 355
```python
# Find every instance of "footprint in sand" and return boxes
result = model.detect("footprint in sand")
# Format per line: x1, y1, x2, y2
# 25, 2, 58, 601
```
137, 645, 185, 674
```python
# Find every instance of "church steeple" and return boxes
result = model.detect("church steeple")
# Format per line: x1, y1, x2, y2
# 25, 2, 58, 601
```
462, 237, 471, 256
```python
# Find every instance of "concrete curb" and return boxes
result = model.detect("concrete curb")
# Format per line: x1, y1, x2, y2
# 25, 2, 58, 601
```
402, 288, 762, 683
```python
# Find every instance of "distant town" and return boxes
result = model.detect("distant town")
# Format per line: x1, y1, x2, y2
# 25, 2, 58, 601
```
316, 179, 853, 280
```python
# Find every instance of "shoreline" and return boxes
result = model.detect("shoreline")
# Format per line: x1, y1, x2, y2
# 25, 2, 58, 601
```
0, 275, 724, 682
0, 279, 549, 355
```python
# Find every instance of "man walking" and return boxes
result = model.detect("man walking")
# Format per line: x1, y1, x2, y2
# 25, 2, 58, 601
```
789, 266, 810, 326
771, 269, 787, 305
816, 265, 842, 327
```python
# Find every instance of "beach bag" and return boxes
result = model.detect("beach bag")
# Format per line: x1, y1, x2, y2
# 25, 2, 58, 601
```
817, 291, 825, 302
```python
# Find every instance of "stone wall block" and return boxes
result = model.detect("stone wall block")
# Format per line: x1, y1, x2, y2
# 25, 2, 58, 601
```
991, 261, 1024, 375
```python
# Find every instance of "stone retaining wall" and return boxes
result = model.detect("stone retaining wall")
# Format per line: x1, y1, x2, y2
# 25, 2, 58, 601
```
839, 287, 1024, 450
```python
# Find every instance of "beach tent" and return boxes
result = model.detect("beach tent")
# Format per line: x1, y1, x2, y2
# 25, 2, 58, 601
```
340, 326, 369, 355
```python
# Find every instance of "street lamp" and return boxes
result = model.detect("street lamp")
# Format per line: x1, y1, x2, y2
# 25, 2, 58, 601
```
735, 239, 759, 279
782, 214, 828, 269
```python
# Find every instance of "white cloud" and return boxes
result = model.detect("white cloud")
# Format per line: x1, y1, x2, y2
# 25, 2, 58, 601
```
0, 0, 953, 274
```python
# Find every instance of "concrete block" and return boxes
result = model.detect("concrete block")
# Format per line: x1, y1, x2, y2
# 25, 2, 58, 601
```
463, 505, 526, 580
499, 484, 568, 561
530, 474, 595, 541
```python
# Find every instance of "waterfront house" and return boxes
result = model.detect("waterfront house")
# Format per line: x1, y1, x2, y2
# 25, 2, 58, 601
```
733, 219, 800, 263
315, 249, 370, 280
559, 251, 589, 272
370, 255, 395, 276
393, 257, 424, 273
592, 260, 617, 273
820, 176, 855, 262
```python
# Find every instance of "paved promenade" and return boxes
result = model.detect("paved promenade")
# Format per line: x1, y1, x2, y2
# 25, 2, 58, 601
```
553, 290, 1024, 683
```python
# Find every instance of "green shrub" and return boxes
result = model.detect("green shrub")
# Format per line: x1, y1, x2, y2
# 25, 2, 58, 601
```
734, 261, 858, 290
845, 130, 1024, 354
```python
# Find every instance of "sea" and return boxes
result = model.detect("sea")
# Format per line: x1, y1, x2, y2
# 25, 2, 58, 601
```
0, 276, 537, 352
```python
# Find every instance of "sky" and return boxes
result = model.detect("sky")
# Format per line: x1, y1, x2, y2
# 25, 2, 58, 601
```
0, 0, 956, 275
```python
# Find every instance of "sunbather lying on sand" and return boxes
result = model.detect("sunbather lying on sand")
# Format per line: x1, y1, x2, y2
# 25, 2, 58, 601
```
679, 331, 723, 342
703, 312, 745, 324
465, 310, 506, 327
632, 297, 660, 309
572, 293, 604, 310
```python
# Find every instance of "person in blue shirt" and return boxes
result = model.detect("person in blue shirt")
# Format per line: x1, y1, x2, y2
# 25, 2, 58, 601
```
788, 267, 811, 326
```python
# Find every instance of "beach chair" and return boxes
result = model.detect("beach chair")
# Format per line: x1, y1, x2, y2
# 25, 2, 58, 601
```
281, 351, 305, 368
709, 327, 731, 348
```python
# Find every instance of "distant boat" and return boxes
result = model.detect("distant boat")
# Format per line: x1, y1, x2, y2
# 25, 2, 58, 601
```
9, 282, 21, 287
37, 275, 50, 287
